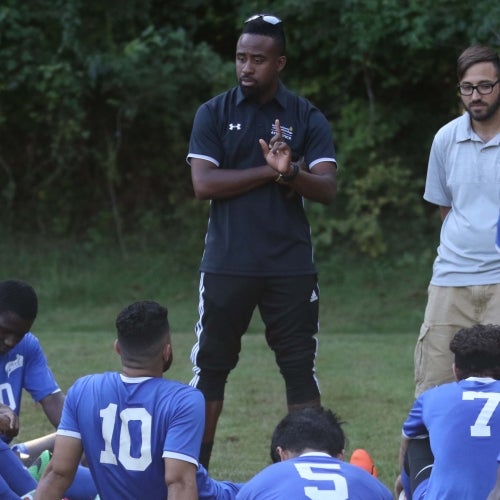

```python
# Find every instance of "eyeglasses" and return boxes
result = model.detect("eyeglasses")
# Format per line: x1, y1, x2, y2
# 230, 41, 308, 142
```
244, 14, 282, 25
457, 80, 500, 96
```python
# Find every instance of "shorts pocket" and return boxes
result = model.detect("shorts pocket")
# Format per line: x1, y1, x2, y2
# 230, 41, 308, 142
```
414, 323, 430, 389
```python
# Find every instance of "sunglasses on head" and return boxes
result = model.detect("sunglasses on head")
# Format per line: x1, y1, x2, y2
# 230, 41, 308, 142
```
244, 14, 282, 25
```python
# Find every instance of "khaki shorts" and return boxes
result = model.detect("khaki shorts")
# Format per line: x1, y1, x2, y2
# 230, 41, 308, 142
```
414, 283, 500, 396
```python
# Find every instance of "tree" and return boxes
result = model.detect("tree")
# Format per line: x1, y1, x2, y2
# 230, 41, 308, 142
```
1, 0, 499, 256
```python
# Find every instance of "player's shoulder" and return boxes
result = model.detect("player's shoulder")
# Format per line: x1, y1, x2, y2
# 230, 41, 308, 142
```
166, 378, 204, 398
10, 332, 44, 359
422, 380, 461, 398
69, 371, 116, 390
17, 331, 40, 348
339, 462, 392, 498
148, 377, 205, 402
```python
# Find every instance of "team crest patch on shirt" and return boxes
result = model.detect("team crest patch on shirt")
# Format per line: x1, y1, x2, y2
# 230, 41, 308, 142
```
271, 123, 294, 141
5, 354, 23, 377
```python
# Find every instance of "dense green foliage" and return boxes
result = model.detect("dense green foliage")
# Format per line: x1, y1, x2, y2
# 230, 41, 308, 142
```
1, 1, 499, 255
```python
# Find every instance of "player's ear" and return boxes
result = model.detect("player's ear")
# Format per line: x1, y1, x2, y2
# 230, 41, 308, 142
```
162, 342, 172, 362
276, 446, 291, 461
114, 339, 121, 355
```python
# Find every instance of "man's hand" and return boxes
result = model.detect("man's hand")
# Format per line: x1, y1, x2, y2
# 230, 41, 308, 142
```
259, 119, 293, 176
0, 403, 19, 439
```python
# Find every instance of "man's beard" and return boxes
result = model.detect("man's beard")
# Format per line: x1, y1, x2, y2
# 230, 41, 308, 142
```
240, 82, 261, 100
466, 94, 500, 122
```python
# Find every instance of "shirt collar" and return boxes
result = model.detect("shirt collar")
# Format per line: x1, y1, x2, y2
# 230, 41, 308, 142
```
299, 451, 332, 458
464, 376, 496, 383
456, 112, 476, 142
236, 81, 287, 108
456, 112, 500, 145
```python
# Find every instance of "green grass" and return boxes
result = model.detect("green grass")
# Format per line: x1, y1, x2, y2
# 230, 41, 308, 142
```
4, 235, 432, 490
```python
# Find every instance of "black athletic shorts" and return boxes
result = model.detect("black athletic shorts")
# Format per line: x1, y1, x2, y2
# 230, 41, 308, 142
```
190, 273, 321, 404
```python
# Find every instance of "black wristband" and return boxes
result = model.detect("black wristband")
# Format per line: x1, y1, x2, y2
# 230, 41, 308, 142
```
277, 162, 299, 182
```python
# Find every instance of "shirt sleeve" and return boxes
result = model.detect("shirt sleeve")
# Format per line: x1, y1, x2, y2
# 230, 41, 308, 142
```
187, 102, 222, 167
196, 464, 243, 499
423, 132, 452, 207
23, 334, 61, 403
303, 106, 336, 170
56, 378, 83, 439
162, 387, 205, 466
402, 394, 429, 439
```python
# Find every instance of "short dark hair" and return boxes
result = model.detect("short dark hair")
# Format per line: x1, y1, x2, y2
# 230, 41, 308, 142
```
450, 324, 500, 379
0, 279, 38, 321
116, 301, 169, 357
457, 45, 500, 81
270, 407, 345, 462
241, 14, 286, 56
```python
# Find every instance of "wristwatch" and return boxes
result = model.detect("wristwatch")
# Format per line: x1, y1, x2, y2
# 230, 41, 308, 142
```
275, 162, 300, 183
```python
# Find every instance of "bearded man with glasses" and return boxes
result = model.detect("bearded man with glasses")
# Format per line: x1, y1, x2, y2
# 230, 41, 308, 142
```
415, 45, 500, 398
186, 13, 337, 469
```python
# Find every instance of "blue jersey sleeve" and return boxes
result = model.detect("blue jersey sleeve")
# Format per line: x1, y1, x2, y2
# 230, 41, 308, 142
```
163, 386, 205, 465
22, 334, 60, 402
402, 393, 428, 439
57, 376, 87, 438
196, 464, 243, 500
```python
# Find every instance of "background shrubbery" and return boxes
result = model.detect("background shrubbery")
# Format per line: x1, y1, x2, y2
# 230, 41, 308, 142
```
2, 0, 499, 257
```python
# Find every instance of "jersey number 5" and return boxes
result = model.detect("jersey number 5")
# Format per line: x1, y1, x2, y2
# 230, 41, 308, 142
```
294, 462, 348, 500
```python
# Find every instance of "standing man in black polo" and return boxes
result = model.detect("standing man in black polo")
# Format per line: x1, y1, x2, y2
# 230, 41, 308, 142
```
187, 13, 337, 469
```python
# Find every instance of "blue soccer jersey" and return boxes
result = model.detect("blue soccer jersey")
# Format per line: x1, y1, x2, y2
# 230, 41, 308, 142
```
58, 372, 205, 499
403, 377, 500, 499
235, 452, 392, 500
0, 333, 60, 442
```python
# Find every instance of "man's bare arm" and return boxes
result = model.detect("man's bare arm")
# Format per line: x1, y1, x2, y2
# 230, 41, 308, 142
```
165, 458, 198, 500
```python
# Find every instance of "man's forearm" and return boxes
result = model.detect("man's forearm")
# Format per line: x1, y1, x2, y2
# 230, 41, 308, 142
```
35, 470, 70, 500
167, 482, 197, 500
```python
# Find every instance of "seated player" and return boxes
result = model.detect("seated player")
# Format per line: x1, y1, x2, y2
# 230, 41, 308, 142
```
235, 407, 392, 499
0, 279, 96, 499
35, 300, 205, 499
396, 323, 500, 499
0, 279, 64, 444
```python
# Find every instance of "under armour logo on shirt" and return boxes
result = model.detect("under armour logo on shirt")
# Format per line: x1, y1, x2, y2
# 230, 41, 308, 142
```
228, 123, 242, 131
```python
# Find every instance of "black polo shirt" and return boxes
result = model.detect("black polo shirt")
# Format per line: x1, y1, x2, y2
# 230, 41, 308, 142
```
187, 82, 336, 276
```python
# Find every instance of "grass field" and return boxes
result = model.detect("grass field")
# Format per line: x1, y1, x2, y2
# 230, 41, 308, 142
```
4, 235, 434, 491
